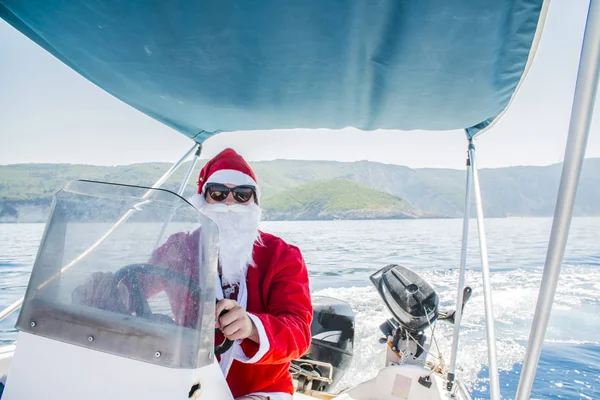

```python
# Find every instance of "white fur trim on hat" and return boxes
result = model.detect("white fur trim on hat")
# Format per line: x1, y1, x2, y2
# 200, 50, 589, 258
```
202, 169, 260, 199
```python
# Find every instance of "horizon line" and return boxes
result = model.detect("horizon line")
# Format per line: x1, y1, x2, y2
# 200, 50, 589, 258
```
2, 156, 599, 170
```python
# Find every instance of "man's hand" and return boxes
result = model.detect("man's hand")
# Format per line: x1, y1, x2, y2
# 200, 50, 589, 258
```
216, 299, 259, 343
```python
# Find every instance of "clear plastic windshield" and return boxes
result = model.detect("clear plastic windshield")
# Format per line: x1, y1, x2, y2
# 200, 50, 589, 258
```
16, 180, 219, 369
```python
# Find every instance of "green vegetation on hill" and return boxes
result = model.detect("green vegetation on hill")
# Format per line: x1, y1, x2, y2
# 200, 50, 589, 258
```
261, 179, 420, 220
0, 163, 174, 201
1, 158, 599, 222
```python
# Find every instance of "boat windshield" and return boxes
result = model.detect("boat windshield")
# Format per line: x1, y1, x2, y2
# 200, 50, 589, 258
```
15, 180, 219, 369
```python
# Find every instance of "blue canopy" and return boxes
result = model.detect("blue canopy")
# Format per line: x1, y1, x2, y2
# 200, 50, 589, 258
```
0, 0, 546, 142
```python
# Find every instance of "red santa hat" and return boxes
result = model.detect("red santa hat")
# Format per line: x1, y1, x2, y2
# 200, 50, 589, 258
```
196, 148, 260, 200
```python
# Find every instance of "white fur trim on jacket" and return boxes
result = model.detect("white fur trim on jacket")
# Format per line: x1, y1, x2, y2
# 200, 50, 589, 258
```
193, 202, 270, 377
217, 275, 247, 377
235, 313, 270, 364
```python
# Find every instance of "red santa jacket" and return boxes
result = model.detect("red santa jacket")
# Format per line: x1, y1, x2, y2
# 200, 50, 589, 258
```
141, 229, 313, 398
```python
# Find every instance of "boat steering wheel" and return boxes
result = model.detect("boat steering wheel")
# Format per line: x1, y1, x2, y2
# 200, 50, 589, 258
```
111, 263, 233, 356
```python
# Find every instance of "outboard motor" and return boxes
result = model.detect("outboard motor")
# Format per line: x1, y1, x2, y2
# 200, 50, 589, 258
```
291, 296, 354, 393
370, 264, 439, 365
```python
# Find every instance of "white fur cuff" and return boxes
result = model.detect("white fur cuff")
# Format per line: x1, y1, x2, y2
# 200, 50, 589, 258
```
235, 313, 270, 364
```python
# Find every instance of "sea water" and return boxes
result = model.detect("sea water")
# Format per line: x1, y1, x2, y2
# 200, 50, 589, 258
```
1, 218, 598, 399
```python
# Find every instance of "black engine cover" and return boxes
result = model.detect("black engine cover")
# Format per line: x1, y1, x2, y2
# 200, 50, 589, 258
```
370, 264, 438, 332
295, 296, 354, 392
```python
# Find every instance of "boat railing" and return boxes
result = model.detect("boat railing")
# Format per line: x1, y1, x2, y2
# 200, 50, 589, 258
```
515, 0, 600, 397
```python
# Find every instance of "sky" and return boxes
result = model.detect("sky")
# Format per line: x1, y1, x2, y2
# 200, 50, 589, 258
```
0, 0, 599, 170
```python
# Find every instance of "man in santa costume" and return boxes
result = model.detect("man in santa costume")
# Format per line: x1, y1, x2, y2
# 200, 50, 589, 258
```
189, 148, 313, 399
73, 148, 313, 400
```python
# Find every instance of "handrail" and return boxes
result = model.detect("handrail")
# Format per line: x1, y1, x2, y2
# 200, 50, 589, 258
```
152, 144, 202, 250
447, 144, 474, 391
470, 144, 500, 400
515, 0, 600, 397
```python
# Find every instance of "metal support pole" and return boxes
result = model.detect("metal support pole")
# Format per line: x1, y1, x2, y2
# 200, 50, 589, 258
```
516, 1, 600, 398
0, 142, 199, 323
178, 144, 202, 196
153, 144, 202, 249
447, 143, 474, 392
150, 143, 199, 190
470, 144, 500, 400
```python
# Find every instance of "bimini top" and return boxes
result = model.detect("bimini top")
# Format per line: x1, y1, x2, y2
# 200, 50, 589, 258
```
0, 0, 547, 141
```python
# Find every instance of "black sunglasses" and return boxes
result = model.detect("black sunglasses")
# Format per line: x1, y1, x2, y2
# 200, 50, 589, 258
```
205, 183, 256, 203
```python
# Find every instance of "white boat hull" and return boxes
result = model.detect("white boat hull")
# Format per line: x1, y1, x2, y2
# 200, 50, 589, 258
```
0, 333, 231, 400
0, 341, 470, 400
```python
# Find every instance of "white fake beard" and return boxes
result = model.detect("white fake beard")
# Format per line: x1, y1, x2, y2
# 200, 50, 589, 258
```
192, 195, 262, 286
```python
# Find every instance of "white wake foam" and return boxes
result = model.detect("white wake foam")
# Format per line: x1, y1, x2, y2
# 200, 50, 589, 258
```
312, 265, 600, 392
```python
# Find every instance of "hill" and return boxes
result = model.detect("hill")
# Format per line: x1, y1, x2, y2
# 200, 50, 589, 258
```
1, 158, 599, 222
261, 179, 422, 220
